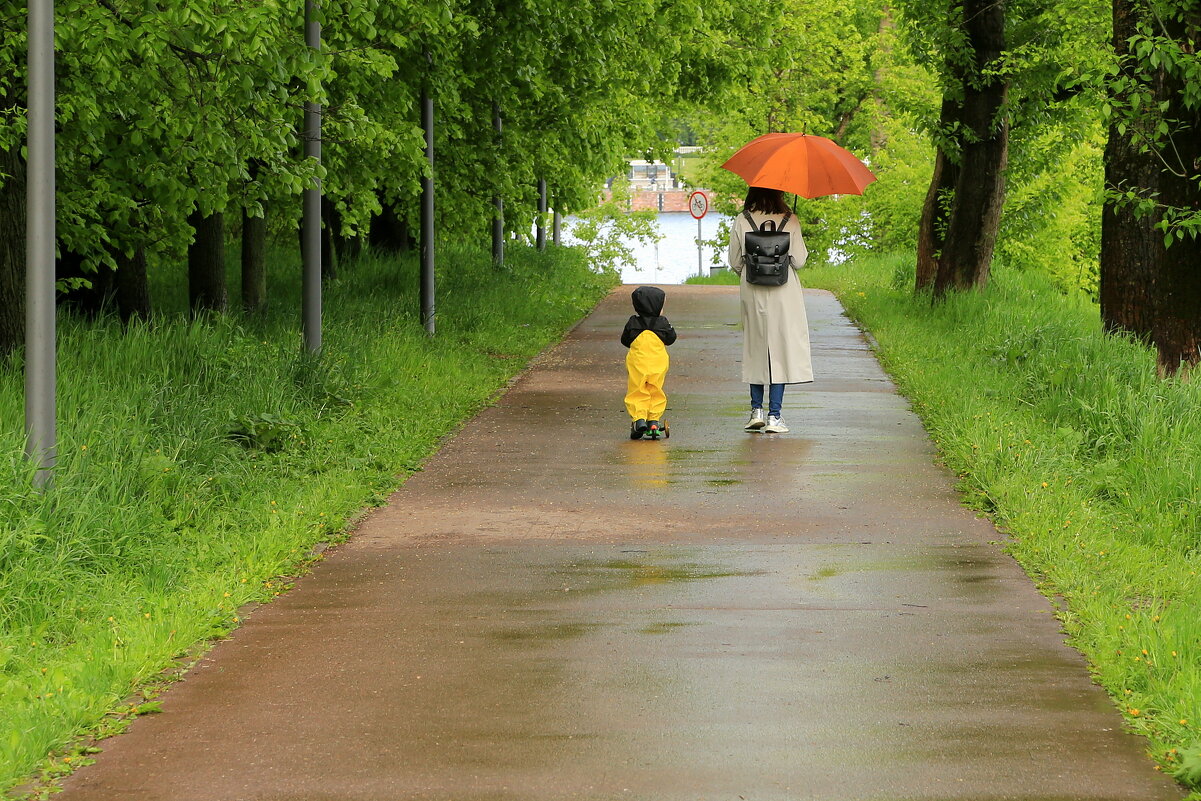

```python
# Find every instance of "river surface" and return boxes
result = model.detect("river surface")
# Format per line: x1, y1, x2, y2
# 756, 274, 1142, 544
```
565, 211, 732, 285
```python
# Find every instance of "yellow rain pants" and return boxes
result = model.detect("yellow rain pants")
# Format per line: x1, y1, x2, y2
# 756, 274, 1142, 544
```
625, 330, 669, 421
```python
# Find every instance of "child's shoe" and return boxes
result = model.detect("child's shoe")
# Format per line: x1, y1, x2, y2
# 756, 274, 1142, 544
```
744, 408, 766, 431
630, 419, 648, 440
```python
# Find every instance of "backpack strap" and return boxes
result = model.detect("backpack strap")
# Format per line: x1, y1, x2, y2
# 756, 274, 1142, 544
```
744, 209, 792, 232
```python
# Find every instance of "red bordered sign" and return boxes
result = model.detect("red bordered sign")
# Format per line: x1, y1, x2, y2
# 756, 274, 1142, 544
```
688, 191, 709, 219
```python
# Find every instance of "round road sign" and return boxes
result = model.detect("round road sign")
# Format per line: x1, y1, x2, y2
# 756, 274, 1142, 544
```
688, 191, 709, 219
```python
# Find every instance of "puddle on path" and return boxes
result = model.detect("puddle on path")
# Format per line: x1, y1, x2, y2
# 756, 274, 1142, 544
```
705, 478, 741, 487
638, 621, 700, 635
798, 546, 1006, 606
489, 621, 608, 644
562, 556, 764, 587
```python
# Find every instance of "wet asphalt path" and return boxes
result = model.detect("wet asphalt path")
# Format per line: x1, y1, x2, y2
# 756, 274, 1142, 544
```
55, 286, 1182, 800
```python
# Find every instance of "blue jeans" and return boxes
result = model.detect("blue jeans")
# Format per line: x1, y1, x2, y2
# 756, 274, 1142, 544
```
750, 383, 785, 417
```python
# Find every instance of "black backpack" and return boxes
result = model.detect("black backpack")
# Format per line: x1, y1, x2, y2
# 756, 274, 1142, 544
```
742, 210, 792, 286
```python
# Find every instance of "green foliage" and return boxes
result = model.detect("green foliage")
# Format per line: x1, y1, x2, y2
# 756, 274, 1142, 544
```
680, 0, 1111, 296
1103, 0, 1201, 246
675, 0, 937, 269
805, 252, 1201, 791
684, 269, 739, 285
684, 0, 884, 207
568, 179, 661, 278
1, 0, 323, 269
806, 13, 938, 264
0, 0, 716, 278
227, 413, 303, 453
889, 0, 1112, 292
0, 243, 616, 793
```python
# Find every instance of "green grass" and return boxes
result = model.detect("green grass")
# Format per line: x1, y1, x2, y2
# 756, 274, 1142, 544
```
684, 268, 739, 285
801, 252, 1201, 792
0, 243, 616, 794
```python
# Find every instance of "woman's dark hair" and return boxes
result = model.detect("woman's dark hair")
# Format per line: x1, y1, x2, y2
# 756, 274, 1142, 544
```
744, 186, 790, 215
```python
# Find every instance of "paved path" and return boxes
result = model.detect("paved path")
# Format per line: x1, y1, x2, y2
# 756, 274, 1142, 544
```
57, 286, 1182, 800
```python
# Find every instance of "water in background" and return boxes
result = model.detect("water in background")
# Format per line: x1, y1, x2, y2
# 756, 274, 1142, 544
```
622, 211, 730, 285
561, 211, 732, 285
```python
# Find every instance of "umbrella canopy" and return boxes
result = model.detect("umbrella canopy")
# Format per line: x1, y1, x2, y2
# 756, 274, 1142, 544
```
721, 133, 877, 198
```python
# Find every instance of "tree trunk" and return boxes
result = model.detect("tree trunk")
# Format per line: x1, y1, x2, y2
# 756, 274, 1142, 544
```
115, 246, 151, 323
934, 0, 1008, 297
60, 249, 115, 317
914, 119, 959, 292
242, 207, 267, 314
1155, 219, 1201, 376
1099, 0, 1160, 340
369, 200, 412, 253
56, 244, 149, 322
869, 9, 896, 157
914, 149, 952, 291
188, 210, 228, 315
833, 108, 858, 143
321, 195, 337, 281
0, 142, 25, 359
338, 231, 363, 265
1153, 5, 1201, 375
1101, 0, 1201, 376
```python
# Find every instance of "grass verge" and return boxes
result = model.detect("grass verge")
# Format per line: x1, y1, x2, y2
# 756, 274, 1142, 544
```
0, 243, 616, 794
796, 251, 1200, 793
684, 268, 739, 286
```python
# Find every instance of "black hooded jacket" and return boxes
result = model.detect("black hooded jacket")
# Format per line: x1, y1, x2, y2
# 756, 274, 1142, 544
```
620, 286, 677, 348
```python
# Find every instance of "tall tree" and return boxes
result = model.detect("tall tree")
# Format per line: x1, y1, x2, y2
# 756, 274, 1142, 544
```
113, 246, 151, 323
242, 208, 268, 314
934, 0, 1009, 295
188, 211, 228, 315
1101, 0, 1201, 376
914, 99, 961, 289
0, 135, 24, 357
898, 0, 1010, 296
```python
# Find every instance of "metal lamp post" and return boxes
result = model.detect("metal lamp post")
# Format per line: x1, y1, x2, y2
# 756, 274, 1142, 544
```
26, 0, 56, 489
492, 102, 503, 267
302, 0, 322, 353
420, 52, 435, 336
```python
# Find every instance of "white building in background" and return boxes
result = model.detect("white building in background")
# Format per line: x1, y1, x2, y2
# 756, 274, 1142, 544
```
627, 159, 679, 191
616, 147, 705, 212
625, 147, 701, 192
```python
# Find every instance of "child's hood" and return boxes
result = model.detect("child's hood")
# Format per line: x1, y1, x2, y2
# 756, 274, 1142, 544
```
631, 286, 666, 318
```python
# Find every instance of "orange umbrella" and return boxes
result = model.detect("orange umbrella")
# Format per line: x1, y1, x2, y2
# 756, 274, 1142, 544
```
721, 133, 877, 198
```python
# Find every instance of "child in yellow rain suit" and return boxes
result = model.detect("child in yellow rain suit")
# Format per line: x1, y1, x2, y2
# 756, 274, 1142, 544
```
621, 286, 677, 440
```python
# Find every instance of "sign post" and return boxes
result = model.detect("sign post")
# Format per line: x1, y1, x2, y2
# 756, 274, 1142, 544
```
688, 191, 709, 278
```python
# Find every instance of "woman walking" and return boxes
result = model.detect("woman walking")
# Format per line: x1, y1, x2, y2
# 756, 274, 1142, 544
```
726, 186, 813, 433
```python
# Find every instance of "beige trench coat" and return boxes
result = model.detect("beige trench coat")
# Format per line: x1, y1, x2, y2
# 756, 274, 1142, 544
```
727, 210, 814, 385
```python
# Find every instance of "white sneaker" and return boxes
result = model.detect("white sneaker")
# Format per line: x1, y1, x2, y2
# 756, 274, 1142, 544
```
744, 408, 766, 431
764, 415, 789, 433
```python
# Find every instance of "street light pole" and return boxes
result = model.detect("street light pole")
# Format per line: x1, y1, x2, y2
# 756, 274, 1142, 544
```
25, 0, 56, 489
302, 0, 322, 353
491, 102, 503, 267
420, 53, 435, 336
536, 178, 547, 250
